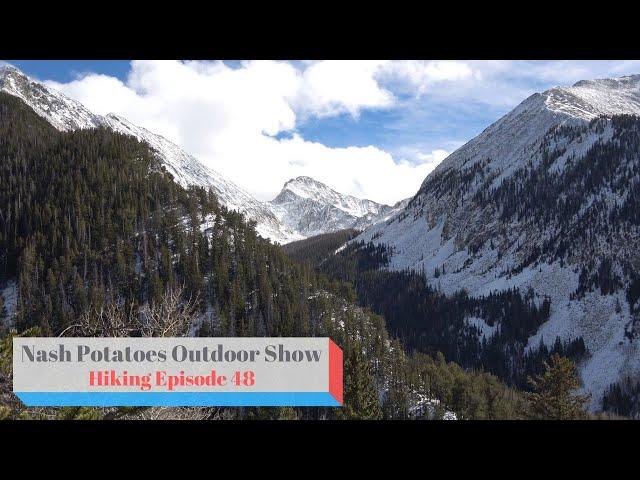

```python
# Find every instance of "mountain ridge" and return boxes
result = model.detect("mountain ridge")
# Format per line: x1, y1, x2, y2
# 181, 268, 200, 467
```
1, 65, 408, 244
268, 176, 408, 238
1, 65, 309, 244
357, 72, 640, 409
2, 66, 403, 244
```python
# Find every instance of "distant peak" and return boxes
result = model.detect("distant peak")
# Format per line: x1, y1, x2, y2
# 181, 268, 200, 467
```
540, 72, 640, 121
281, 176, 333, 194
571, 79, 595, 88
285, 176, 324, 186
571, 74, 640, 89
0, 64, 21, 74
0, 64, 28, 84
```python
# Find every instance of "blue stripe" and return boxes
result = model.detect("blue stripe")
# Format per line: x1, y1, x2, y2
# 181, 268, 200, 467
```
15, 391, 341, 407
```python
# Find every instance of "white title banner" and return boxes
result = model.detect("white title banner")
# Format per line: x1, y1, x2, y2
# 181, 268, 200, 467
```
13, 337, 343, 407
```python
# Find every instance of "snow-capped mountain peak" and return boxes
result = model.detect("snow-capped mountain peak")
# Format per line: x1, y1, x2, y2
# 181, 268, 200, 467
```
425, 73, 640, 194
0, 65, 301, 244
0, 64, 103, 131
269, 176, 407, 238
278, 176, 387, 218
1, 65, 403, 244
544, 74, 640, 120
358, 72, 640, 409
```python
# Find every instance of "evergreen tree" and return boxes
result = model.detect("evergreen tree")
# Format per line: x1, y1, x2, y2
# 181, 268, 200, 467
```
0, 90, 530, 420
383, 338, 410, 419
524, 354, 590, 420
338, 341, 382, 420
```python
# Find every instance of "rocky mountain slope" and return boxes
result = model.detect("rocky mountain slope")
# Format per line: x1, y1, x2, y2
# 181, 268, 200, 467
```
1, 64, 404, 244
0, 64, 299, 244
357, 74, 640, 409
267, 176, 407, 238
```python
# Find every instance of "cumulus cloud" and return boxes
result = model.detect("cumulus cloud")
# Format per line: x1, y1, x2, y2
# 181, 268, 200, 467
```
46, 60, 450, 204
378, 60, 477, 96
294, 60, 394, 118
42, 60, 640, 205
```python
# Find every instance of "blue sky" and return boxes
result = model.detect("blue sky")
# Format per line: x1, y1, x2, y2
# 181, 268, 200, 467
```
6, 60, 640, 204
11, 60, 486, 155
10, 60, 131, 83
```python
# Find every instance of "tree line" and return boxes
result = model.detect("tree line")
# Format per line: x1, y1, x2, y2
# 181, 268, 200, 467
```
0, 92, 592, 420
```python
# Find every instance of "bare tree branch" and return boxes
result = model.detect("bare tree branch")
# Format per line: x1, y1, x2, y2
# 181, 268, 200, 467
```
139, 284, 199, 337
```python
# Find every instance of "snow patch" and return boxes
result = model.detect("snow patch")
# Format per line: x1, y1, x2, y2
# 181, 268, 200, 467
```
466, 316, 498, 340
0, 279, 18, 328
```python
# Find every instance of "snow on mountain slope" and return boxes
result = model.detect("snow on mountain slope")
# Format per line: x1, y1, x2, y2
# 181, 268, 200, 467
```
0, 279, 17, 330
0, 65, 300, 244
546, 75, 640, 120
276, 176, 390, 218
427, 74, 640, 188
0, 64, 103, 131
1, 65, 411, 244
268, 176, 408, 238
101, 114, 300, 243
357, 74, 640, 410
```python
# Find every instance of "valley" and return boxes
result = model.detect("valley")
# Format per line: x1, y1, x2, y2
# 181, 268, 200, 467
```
2, 64, 640, 418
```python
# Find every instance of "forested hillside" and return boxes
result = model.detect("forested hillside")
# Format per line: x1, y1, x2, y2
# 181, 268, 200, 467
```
0, 92, 536, 420
355, 111, 640, 412
282, 229, 358, 268
286, 237, 588, 393
0, 90, 318, 339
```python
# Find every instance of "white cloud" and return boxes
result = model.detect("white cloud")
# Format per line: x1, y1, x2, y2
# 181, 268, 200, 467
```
378, 60, 477, 96
42, 60, 640, 205
404, 60, 640, 109
46, 60, 443, 205
295, 60, 395, 118
415, 148, 450, 164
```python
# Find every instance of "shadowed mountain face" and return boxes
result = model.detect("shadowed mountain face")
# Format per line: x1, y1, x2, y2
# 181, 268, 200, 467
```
357, 74, 640, 409
0, 88, 527, 420
5, 62, 640, 414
